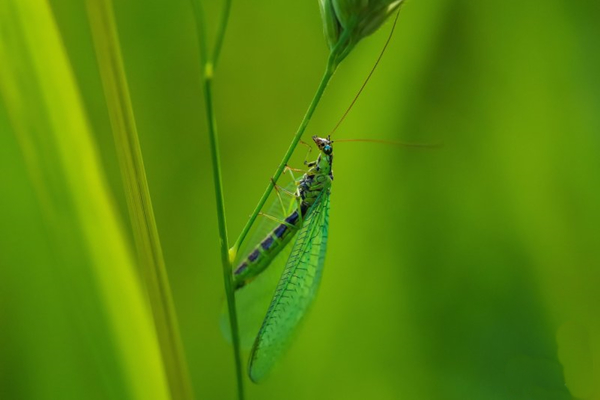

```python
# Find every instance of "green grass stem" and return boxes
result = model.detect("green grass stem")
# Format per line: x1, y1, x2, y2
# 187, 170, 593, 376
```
212, 0, 232, 68
230, 30, 352, 256
190, 1, 245, 399
86, 1, 195, 399
230, 62, 336, 256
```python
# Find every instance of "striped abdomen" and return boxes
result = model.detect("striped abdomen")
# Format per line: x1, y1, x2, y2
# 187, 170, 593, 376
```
233, 203, 309, 290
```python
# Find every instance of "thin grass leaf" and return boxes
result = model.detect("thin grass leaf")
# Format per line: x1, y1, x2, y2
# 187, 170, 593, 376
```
86, 1, 194, 399
0, 1, 170, 399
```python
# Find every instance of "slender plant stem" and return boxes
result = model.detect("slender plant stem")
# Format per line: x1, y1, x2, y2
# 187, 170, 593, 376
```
213, 0, 232, 68
190, 1, 245, 399
204, 74, 245, 400
87, 1, 194, 399
230, 50, 344, 257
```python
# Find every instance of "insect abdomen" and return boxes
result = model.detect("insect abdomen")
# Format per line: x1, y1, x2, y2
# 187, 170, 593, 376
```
233, 205, 308, 289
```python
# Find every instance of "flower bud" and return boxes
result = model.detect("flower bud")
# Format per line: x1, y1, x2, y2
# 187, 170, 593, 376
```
319, 0, 404, 64
319, 0, 342, 48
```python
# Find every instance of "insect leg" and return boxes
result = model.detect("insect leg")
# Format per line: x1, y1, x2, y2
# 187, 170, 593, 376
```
298, 139, 313, 164
284, 165, 307, 177
257, 212, 295, 229
271, 177, 298, 217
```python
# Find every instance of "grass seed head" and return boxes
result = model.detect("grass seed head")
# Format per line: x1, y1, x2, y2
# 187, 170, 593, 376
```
319, 0, 342, 48
319, 0, 404, 63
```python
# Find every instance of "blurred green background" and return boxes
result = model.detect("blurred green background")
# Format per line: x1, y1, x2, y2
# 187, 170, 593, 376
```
1, 0, 600, 399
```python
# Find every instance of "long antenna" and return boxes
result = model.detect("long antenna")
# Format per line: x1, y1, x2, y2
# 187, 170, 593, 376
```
330, 10, 401, 136
335, 138, 442, 149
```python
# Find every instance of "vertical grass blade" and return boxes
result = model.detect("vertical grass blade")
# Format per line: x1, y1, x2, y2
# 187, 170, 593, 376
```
0, 1, 170, 399
86, 1, 194, 399
189, 1, 244, 398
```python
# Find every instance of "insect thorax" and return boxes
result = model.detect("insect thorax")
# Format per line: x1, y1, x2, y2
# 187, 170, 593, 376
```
299, 153, 333, 208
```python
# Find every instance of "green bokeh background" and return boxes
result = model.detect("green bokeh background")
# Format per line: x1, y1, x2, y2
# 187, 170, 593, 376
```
2, 0, 600, 399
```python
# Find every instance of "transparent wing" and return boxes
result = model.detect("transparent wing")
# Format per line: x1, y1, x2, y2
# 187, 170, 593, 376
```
221, 241, 293, 349
236, 181, 298, 263
220, 181, 298, 349
248, 189, 331, 382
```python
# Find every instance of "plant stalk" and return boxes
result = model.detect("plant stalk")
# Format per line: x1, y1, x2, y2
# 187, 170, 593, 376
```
213, 0, 232, 68
230, 47, 347, 257
205, 69, 245, 400
190, 1, 244, 399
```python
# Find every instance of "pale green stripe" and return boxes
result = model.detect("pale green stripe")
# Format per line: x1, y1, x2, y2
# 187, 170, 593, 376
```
86, 1, 194, 398
0, 1, 170, 399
